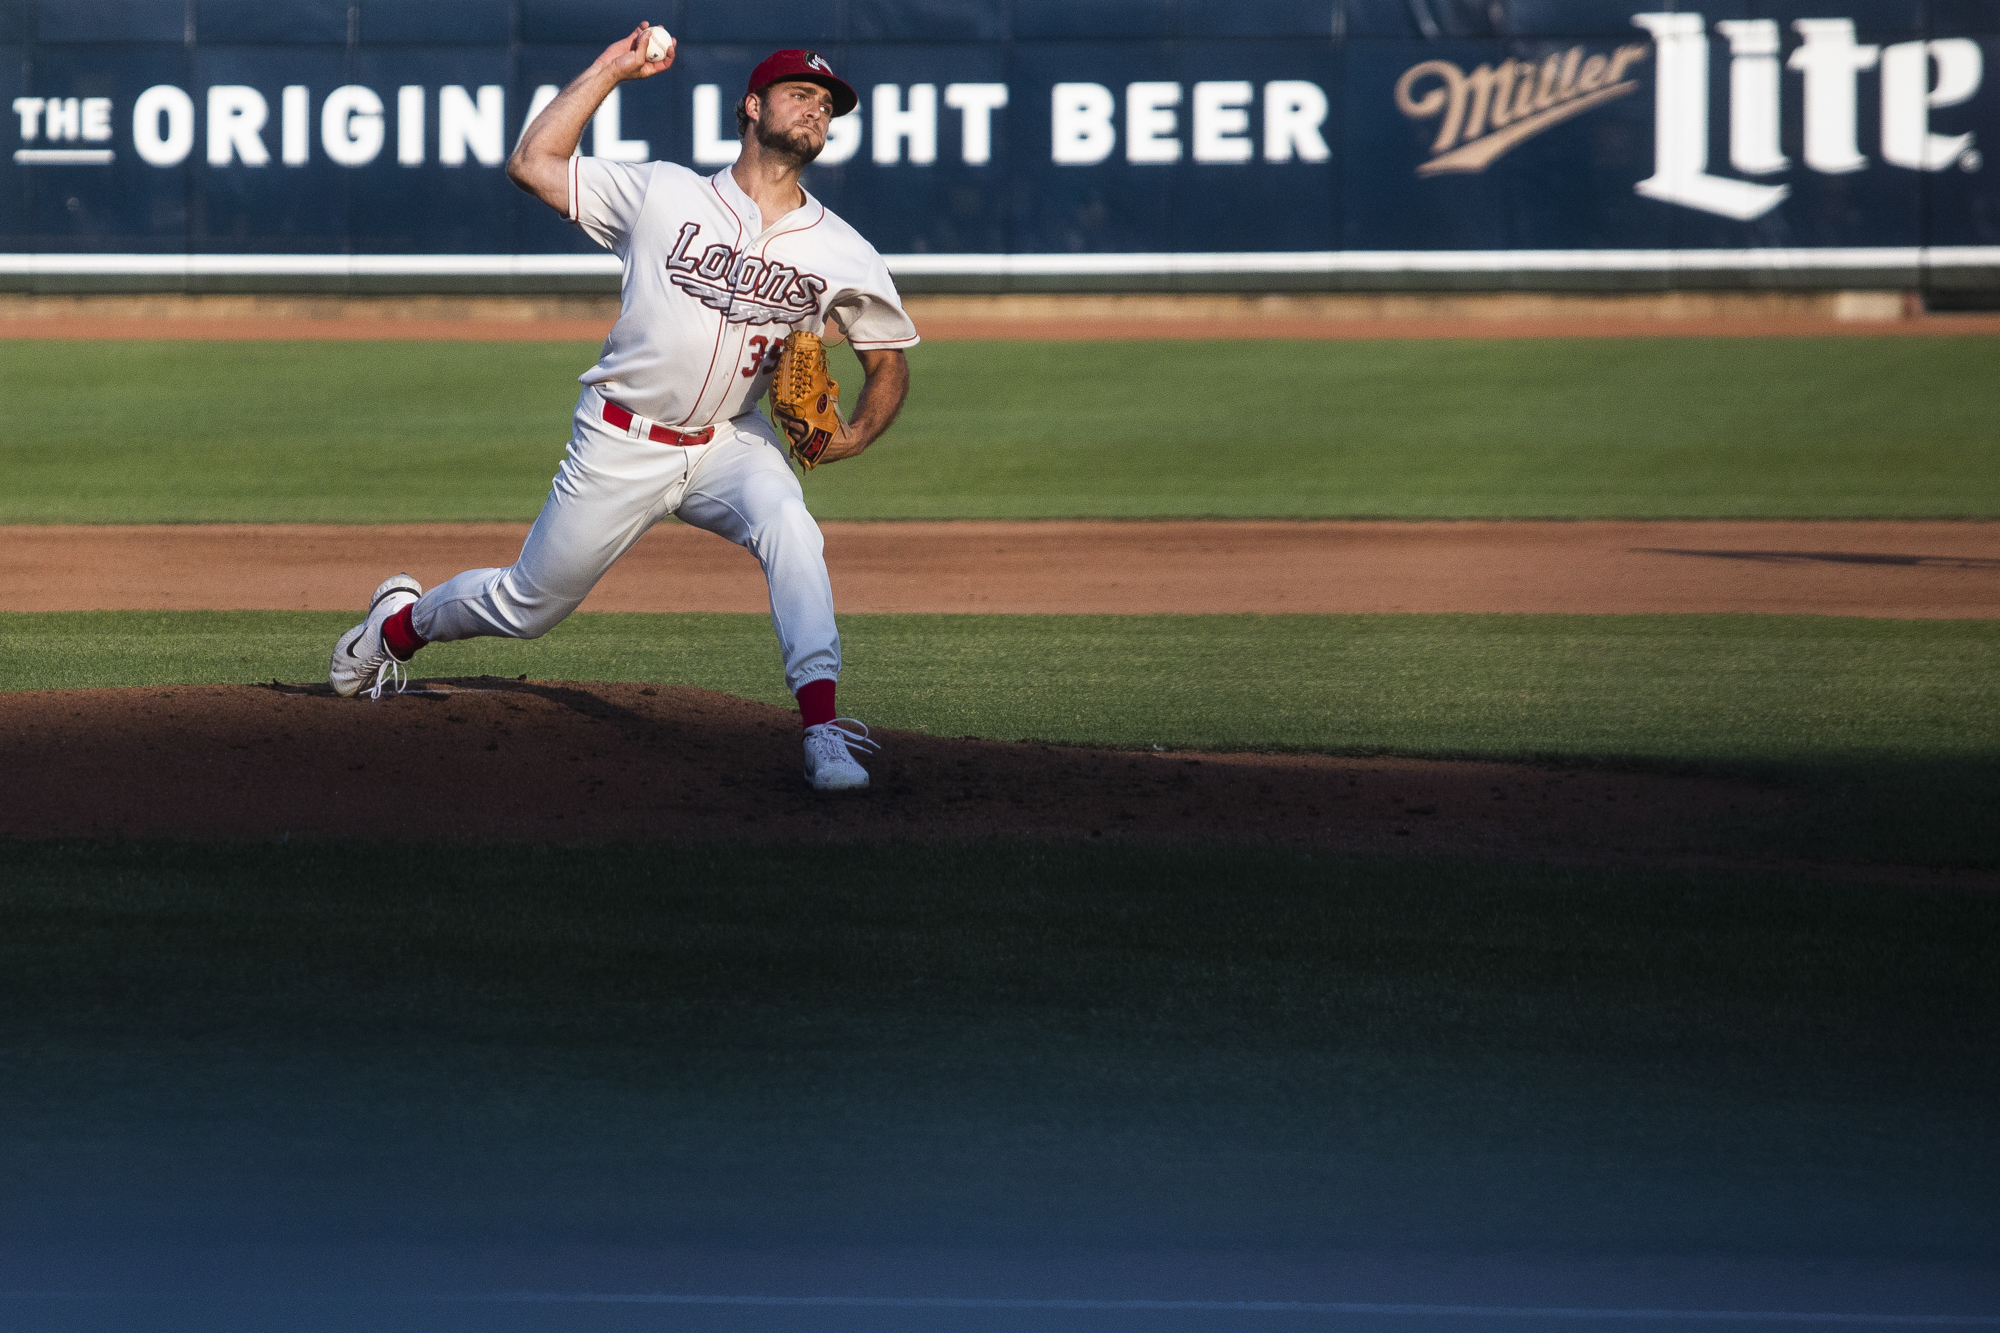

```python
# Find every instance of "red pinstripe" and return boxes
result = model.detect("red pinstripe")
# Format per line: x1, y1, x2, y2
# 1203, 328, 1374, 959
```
674, 174, 749, 428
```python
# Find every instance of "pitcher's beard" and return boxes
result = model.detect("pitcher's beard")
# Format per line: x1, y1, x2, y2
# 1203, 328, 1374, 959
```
754, 119, 825, 167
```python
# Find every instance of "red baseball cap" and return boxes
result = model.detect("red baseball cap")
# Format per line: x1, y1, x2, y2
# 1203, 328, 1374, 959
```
747, 49, 858, 117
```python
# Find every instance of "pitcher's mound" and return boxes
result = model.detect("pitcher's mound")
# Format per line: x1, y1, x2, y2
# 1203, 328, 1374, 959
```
0, 678, 1810, 868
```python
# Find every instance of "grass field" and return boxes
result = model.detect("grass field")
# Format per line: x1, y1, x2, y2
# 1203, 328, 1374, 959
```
8, 608, 1994, 767
4, 329, 1997, 1292
6, 608, 1997, 867
2, 336, 1995, 522
3, 840, 1994, 1258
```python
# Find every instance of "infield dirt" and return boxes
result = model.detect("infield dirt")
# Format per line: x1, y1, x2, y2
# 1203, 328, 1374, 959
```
6, 517, 1994, 875
5, 677, 1815, 873
7, 519, 1998, 617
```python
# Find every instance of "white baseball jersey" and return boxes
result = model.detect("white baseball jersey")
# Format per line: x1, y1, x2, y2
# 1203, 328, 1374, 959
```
404, 155, 908, 706
567, 157, 920, 428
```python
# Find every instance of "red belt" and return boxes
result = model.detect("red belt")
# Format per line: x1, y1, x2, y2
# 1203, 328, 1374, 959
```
601, 400, 714, 446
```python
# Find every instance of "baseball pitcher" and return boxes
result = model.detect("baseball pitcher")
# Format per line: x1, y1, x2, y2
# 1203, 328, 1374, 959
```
328, 26, 917, 791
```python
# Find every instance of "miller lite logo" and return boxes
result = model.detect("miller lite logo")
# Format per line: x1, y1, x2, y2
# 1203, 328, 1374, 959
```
1396, 11, 1985, 221
1396, 42, 1650, 175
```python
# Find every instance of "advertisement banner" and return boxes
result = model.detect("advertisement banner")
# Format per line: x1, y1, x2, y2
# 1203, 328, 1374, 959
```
4, 0, 1995, 291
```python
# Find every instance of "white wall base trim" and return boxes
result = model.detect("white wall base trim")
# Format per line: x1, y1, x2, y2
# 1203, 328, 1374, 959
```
0, 247, 1995, 280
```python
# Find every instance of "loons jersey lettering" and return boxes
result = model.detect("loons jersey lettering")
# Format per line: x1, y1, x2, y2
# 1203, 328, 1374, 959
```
662, 220, 829, 325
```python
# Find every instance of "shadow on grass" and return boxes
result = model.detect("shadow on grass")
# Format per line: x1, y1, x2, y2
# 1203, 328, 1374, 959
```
0, 839, 1993, 1263
1449, 752, 2000, 872
1811, 759, 2000, 867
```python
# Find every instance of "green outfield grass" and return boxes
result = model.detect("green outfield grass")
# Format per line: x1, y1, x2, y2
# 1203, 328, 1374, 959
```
6, 609, 1997, 865
2, 336, 1994, 522
2, 839, 1994, 1256
8, 332, 1995, 1282
7, 609, 1993, 765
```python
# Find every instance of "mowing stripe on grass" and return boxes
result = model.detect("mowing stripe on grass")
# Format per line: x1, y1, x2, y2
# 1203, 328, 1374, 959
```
453, 1293, 2000, 1324
4, 609, 1992, 767
6, 608, 1995, 865
2, 337, 1995, 521
0, 1291, 1988, 1325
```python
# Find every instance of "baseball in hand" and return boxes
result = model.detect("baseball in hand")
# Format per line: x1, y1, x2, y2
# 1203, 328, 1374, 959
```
642, 25, 673, 62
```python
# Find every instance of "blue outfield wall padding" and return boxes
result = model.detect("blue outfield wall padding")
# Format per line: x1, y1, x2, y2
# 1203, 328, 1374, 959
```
195, 0, 349, 46
356, 0, 512, 47
35, 0, 184, 43
2, 0, 1996, 290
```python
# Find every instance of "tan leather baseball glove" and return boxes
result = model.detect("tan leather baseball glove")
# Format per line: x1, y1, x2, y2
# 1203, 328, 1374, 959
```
768, 330, 844, 469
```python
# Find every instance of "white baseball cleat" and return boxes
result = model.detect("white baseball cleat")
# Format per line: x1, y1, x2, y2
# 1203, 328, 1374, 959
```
803, 719, 879, 791
328, 574, 423, 699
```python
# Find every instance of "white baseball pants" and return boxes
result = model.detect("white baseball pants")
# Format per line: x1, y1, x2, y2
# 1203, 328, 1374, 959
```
409, 386, 840, 693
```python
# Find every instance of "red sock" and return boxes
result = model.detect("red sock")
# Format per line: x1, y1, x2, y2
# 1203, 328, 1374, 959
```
382, 604, 426, 662
796, 678, 836, 729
